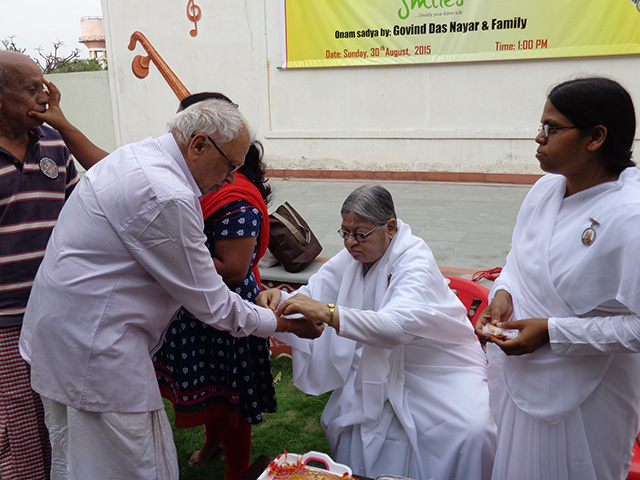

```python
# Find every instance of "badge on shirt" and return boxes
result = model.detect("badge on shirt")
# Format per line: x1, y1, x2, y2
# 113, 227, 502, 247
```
581, 227, 596, 246
39, 157, 59, 179
581, 217, 599, 246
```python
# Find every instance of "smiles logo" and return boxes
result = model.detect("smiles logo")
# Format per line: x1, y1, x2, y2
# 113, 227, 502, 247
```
397, 0, 465, 20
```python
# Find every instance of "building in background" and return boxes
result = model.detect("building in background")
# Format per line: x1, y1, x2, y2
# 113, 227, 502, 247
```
80, 16, 107, 67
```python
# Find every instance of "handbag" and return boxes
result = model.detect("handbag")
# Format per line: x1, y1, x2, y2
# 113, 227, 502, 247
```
268, 202, 322, 273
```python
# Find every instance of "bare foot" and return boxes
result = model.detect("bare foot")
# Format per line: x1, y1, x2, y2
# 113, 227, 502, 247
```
188, 442, 223, 466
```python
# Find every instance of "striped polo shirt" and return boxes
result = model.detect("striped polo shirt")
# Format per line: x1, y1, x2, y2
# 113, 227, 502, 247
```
0, 126, 79, 326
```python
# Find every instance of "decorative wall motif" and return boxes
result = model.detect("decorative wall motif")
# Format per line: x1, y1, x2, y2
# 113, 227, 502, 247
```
186, 0, 202, 37
128, 31, 191, 100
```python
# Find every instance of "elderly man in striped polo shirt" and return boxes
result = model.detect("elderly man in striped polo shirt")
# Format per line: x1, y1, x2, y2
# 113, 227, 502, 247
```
0, 51, 102, 480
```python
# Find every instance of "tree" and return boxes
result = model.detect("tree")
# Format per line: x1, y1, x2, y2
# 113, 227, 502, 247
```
1, 36, 26, 54
1, 36, 105, 73
35, 41, 83, 73
48, 58, 104, 73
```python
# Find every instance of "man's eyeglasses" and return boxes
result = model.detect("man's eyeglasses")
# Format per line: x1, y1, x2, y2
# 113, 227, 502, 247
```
337, 224, 385, 242
192, 133, 242, 175
538, 124, 580, 139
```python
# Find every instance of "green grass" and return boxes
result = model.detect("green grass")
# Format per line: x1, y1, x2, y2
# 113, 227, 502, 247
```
167, 355, 332, 480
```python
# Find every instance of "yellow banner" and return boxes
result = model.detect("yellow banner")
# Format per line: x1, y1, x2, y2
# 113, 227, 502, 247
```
282, 0, 640, 68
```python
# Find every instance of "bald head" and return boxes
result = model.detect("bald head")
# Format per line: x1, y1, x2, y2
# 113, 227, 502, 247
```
0, 51, 49, 135
0, 51, 41, 93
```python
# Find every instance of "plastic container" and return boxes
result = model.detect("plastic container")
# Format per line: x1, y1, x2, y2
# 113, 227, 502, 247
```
258, 451, 352, 479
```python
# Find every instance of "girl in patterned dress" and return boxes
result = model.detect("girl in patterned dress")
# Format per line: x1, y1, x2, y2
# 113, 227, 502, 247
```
154, 94, 276, 480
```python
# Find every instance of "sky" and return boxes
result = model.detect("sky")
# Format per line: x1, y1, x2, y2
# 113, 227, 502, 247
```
0, 0, 104, 60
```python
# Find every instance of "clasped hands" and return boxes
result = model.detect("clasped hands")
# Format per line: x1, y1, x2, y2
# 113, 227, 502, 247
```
474, 290, 550, 356
257, 288, 331, 339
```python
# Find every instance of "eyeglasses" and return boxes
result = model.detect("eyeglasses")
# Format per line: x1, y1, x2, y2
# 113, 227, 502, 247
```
538, 124, 580, 139
337, 224, 385, 242
192, 133, 242, 175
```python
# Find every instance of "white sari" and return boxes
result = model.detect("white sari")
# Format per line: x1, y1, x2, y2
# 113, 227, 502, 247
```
276, 220, 496, 480
488, 167, 640, 480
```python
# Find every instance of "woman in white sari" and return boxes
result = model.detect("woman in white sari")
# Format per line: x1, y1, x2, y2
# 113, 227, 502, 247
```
476, 77, 640, 480
258, 185, 496, 480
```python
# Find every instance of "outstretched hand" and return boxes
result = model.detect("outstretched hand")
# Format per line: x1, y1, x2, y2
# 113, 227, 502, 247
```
276, 293, 332, 339
259, 289, 325, 339
282, 315, 325, 339
256, 288, 282, 311
277, 294, 327, 320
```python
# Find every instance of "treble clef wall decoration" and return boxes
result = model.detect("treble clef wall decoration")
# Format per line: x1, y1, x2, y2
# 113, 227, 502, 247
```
128, 31, 191, 101
186, 0, 202, 37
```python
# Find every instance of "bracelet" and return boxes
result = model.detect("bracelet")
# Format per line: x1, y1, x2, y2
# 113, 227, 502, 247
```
327, 303, 335, 327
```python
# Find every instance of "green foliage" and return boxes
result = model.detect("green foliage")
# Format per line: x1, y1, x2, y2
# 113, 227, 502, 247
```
167, 355, 331, 480
49, 58, 104, 73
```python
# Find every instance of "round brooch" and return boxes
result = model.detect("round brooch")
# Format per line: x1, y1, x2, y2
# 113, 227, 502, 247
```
581, 227, 596, 246
39, 157, 59, 179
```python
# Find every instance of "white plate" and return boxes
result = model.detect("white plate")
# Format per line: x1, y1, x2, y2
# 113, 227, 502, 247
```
257, 451, 352, 479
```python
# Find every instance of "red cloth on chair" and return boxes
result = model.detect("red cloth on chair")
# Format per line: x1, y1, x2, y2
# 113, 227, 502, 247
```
471, 267, 502, 282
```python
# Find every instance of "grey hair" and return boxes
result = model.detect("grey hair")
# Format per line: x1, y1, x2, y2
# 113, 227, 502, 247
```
341, 184, 396, 225
166, 98, 247, 146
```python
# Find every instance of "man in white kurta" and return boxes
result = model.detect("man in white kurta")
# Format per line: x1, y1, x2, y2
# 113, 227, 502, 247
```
18, 125, 311, 479
486, 166, 640, 480
276, 220, 497, 480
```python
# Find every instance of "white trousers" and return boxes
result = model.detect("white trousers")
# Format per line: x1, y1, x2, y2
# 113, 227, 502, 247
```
41, 396, 179, 480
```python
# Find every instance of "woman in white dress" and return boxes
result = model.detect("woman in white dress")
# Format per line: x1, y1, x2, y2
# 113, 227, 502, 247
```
476, 77, 640, 480
258, 184, 496, 480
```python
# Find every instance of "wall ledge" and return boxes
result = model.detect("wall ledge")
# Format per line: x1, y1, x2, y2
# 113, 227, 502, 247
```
266, 169, 542, 185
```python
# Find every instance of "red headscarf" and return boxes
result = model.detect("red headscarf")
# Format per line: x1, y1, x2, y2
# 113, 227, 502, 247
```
199, 173, 270, 287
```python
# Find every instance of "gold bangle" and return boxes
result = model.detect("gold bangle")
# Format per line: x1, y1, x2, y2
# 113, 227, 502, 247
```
327, 303, 335, 327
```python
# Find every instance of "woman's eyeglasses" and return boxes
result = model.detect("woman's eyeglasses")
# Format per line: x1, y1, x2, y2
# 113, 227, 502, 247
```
337, 224, 385, 242
538, 124, 580, 138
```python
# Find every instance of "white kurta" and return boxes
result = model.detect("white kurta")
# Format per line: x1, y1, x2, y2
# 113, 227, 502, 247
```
19, 134, 276, 414
488, 167, 640, 480
276, 220, 496, 480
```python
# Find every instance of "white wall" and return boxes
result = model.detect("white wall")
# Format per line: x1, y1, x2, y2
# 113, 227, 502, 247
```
102, 0, 640, 175
44, 70, 116, 155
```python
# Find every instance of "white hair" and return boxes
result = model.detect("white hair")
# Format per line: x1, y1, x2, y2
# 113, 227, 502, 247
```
341, 184, 397, 225
166, 98, 248, 146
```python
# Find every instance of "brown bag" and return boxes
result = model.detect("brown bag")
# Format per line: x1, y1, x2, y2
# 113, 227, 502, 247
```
268, 202, 322, 273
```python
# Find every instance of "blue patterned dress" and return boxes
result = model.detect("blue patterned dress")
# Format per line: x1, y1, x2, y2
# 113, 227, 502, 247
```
154, 199, 277, 427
